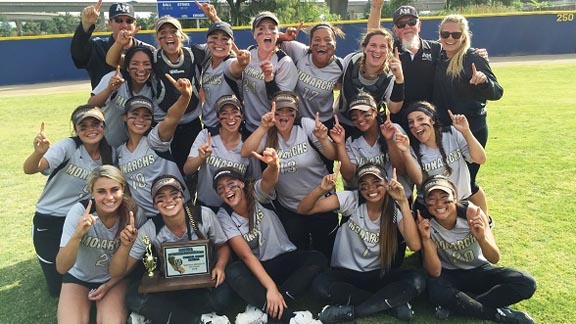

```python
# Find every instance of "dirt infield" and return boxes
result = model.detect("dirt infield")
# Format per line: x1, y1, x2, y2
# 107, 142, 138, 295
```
1, 54, 574, 97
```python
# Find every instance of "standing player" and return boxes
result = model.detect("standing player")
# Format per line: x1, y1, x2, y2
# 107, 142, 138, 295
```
56, 165, 140, 323
24, 105, 113, 297
71, 1, 153, 89
241, 91, 338, 258
116, 74, 192, 218
242, 12, 298, 133
417, 175, 536, 323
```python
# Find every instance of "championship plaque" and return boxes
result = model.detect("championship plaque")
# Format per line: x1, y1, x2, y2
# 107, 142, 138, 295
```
139, 239, 215, 293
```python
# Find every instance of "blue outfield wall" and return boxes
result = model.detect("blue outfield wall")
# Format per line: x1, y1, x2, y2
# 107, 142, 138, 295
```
0, 11, 574, 86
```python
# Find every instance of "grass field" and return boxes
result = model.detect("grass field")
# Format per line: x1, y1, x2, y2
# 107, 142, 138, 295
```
1, 61, 575, 324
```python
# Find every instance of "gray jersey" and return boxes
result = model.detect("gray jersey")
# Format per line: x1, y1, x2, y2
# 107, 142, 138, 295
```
217, 179, 296, 261
430, 216, 488, 270
242, 47, 298, 132
189, 129, 261, 208
258, 118, 331, 211
35, 138, 102, 217
130, 206, 227, 272
332, 191, 403, 272
117, 127, 190, 218
345, 124, 413, 197
414, 126, 472, 202
201, 58, 241, 128
280, 41, 343, 122
60, 202, 120, 282
92, 72, 158, 148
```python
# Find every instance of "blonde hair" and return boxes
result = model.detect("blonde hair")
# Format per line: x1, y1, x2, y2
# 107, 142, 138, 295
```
88, 165, 138, 236
360, 28, 394, 75
440, 15, 471, 79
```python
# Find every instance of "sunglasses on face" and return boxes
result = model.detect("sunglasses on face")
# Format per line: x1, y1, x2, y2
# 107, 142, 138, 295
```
114, 17, 135, 24
396, 18, 418, 29
440, 31, 463, 39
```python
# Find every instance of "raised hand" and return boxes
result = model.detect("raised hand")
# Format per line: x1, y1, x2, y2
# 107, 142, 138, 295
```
285, 21, 303, 41
389, 47, 404, 83
313, 112, 329, 140
393, 132, 410, 153
386, 168, 406, 201
166, 74, 192, 97
34, 122, 51, 154
81, 0, 102, 29
260, 50, 275, 82
320, 161, 340, 191
108, 65, 125, 91
75, 200, 98, 238
329, 115, 346, 144
469, 63, 487, 85
379, 111, 397, 141
261, 102, 276, 129
120, 211, 138, 247
235, 43, 251, 67
195, 0, 218, 22
416, 210, 431, 239
198, 132, 213, 159
252, 147, 279, 168
467, 206, 486, 240
448, 109, 470, 134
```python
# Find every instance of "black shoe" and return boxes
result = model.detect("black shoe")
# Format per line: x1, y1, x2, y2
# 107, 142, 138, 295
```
390, 302, 414, 321
318, 305, 354, 324
495, 307, 534, 324
434, 305, 451, 320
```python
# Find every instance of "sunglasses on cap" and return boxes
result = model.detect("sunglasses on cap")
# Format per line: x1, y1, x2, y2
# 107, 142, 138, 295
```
396, 18, 418, 29
440, 31, 463, 39
114, 17, 135, 24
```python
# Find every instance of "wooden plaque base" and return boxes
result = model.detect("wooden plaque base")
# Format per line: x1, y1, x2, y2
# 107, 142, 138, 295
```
138, 272, 215, 293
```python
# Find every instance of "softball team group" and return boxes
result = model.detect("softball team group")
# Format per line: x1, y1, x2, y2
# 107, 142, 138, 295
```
24, 1, 536, 323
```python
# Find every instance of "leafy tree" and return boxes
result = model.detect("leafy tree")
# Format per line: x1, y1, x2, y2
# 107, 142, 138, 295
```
137, 12, 158, 30
326, 0, 348, 19
0, 16, 13, 37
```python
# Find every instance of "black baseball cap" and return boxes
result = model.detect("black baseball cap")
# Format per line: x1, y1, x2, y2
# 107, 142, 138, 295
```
213, 167, 244, 190
252, 11, 279, 31
216, 95, 242, 113
125, 95, 154, 114
109, 3, 135, 20
393, 6, 419, 25
208, 21, 234, 39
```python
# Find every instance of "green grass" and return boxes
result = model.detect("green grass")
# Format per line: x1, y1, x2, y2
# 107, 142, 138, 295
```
1, 61, 575, 323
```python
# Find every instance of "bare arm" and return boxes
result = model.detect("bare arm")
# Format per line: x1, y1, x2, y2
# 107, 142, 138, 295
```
23, 122, 50, 174
297, 163, 341, 215
416, 211, 442, 277
157, 75, 192, 141
367, 0, 384, 31
252, 148, 280, 195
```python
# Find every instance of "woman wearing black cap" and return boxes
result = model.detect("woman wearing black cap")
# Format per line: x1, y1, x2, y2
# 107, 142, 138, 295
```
241, 91, 338, 259
417, 175, 535, 323
24, 105, 114, 297
213, 148, 327, 324
184, 94, 261, 212
116, 74, 193, 219
297, 163, 424, 323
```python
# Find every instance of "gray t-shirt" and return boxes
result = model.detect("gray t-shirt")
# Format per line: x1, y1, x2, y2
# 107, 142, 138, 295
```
60, 203, 117, 282
430, 216, 488, 270
201, 58, 241, 128
242, 47, 298, 132
189, 128, 260, 208
414, 126, 472, 202
257, 118, 331, 211
331, 191, 403, 272
117, 127, 190, 218
92, 72, 158, 148
217, 179, 296, 261
36, 138, 102, 216
280, 41, 343, 122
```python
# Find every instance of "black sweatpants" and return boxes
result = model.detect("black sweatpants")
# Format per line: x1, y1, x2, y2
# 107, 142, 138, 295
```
427, 263, 536, 320
32, 212, 66, 297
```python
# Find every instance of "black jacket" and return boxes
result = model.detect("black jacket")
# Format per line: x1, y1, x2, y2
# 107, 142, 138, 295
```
433, 48, 503, 132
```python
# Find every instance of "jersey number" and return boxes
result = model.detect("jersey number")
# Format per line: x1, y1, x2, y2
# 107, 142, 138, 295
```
129, 173, 147, 190
95, 253, 109, 267
301, 88, 319, 101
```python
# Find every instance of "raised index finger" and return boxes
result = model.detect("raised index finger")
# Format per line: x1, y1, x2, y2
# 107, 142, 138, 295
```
334, 114, 340, 126
295, 21, 303, 35
231, 41, 240, 55
266, 50, 275, 62
270, 101, 276, 115
315, 112, 321, 125
40, 121, 45, 133
391, 167, 397, 181
394, 47, 399, 59
95, 0, 103, 11
129, 211, 135, 227
206, 132, 212, 145
165, 73, 177, 86
471, 62, 477, 74
448, 109, 454, 120
115, 65, 121, 76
